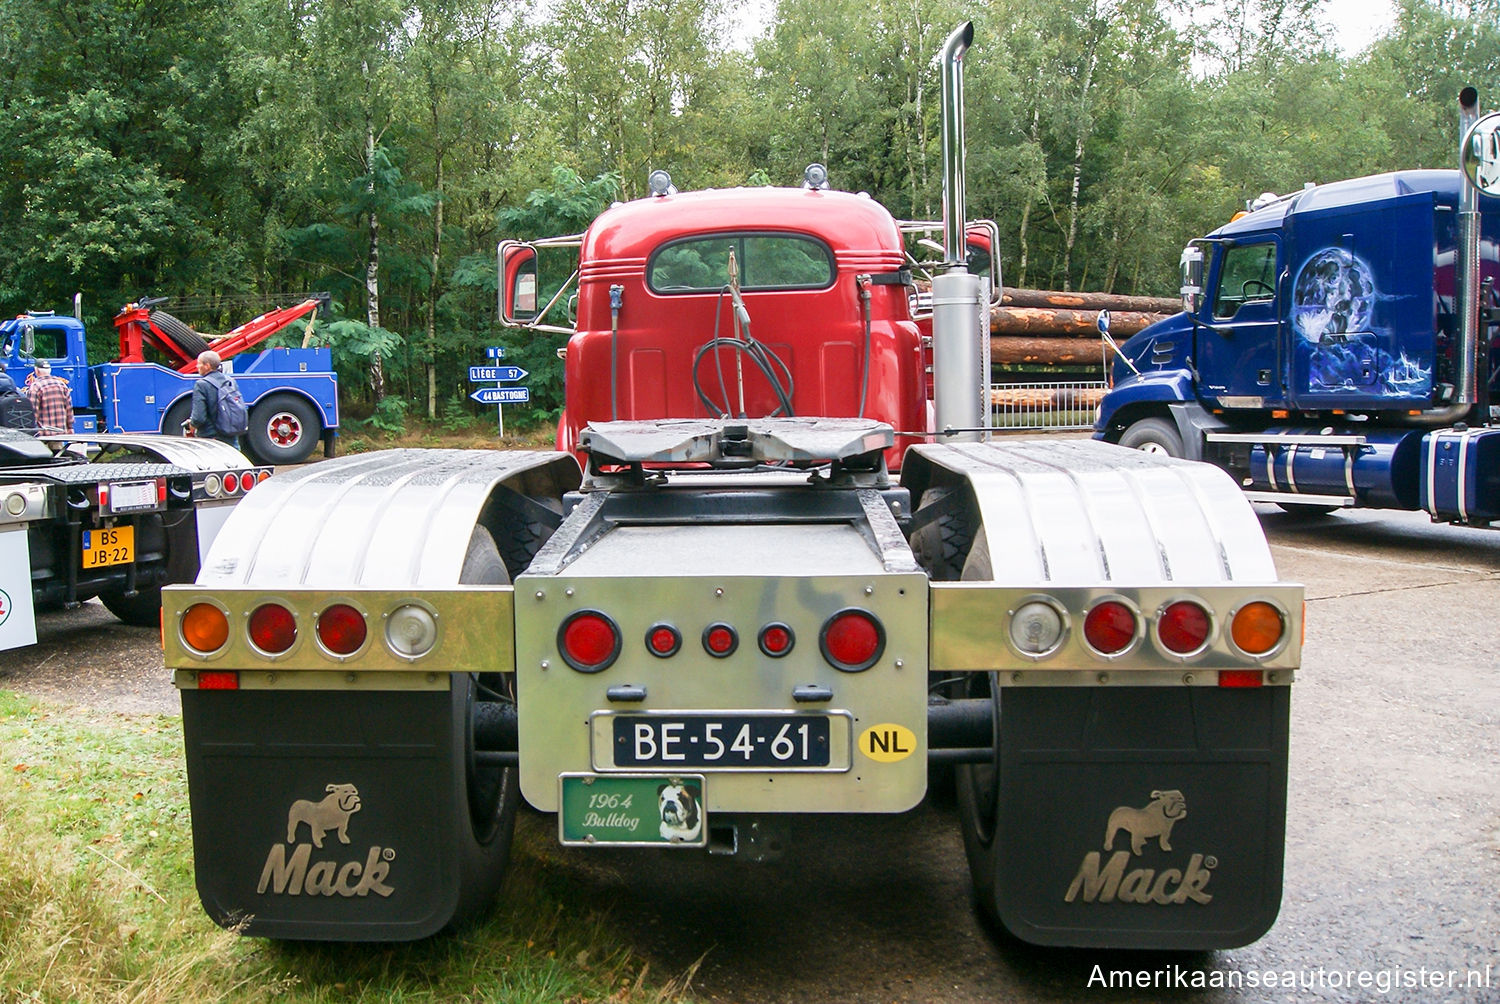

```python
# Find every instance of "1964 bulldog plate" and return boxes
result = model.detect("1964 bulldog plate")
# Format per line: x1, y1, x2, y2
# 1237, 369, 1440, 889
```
559, 773, 707, 847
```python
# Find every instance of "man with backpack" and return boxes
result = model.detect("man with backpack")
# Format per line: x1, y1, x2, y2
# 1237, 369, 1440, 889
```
187, 350, 249, 450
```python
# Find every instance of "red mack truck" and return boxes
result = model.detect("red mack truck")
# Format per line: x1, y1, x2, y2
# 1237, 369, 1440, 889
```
162, 24, 1303, 951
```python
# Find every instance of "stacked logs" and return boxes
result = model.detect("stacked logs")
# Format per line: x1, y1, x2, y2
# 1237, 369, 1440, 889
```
989, 288, 1178, 368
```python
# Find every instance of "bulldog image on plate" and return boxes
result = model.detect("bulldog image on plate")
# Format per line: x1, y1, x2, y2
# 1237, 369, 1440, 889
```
657, 781, 702, 843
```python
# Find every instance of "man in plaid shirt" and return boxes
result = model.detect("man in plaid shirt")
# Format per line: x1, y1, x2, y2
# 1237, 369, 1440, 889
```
26, 359, 74, 435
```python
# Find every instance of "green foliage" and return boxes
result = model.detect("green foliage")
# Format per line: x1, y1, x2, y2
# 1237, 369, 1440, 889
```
357, 393, 410, 433
0, 0, 1494, 418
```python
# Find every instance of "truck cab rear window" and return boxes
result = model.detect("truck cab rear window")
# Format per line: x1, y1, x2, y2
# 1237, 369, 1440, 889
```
649, 234, 835, 294
1213, 242, 1278, 319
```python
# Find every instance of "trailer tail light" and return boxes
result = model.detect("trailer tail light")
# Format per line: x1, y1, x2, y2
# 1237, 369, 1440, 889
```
197, 670, 240, 690
758, 623, 795, 658
316, 604, 367, 656
645, 623, 681, 657
1219, 669, 1265, 688
257, 469, 272, 483
248, 602, 297, 654
181, 603, 230, 654
223, 473, 240, 494
204, 474, 221, 497
1230, 601, 1284, 656
558, 610, 621, 672
1083, 600, 1137, 655
1157, 600, 1212, 655
156, 477, 167, 503
1008, 599, 1067, 657
702, 623, 738, 658
97, 483, 109, 508
239, 473, 255, 493
820, 609, 884, 672
386, 603, 439, 659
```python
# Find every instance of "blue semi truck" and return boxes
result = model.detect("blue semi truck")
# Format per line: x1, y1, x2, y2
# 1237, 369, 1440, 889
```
1096, 92, 1500, 526
0, 295, 339, 466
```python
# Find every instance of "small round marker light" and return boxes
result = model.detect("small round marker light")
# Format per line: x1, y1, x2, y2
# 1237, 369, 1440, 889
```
386, 603, 439, 659
1009, 600, 1066, 657
758, 623, 794, 658
703, 623, 738, 658
223, 472, 240, 494
646, 623, 681, 658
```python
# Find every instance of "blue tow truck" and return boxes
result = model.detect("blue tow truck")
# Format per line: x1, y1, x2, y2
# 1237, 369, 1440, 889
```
1, 294, 339, 466
1096, 91, 1500, 526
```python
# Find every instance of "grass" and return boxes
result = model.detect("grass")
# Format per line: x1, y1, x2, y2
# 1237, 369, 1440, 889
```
0, 692, 698, 1003
337, 414, 556, 457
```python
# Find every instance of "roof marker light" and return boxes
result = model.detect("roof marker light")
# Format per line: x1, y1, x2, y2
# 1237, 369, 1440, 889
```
647, 170, 676, 197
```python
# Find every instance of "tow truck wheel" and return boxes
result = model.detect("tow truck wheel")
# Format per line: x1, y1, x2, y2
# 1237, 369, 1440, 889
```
245, 393, 321, 466
449, 525, 521, 928
954, 670, 1003, 921
1118, 416, 1184, 457
161, 399, 192, 438
99, 585, 163, 627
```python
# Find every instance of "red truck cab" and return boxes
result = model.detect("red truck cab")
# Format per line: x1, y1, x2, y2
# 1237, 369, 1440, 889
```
504, 182, 944, 468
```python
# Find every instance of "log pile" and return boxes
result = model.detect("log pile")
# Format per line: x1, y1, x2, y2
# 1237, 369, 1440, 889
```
987, 289, 1178, 369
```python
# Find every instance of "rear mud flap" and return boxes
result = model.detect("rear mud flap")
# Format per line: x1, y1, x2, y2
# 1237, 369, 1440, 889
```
181, 688, 473, 941
995, 686, 1288, 950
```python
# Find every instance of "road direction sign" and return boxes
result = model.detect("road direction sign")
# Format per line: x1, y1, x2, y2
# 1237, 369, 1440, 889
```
469, 365, 529, 382
470, 386, 531, 405
486, 346, 506, 359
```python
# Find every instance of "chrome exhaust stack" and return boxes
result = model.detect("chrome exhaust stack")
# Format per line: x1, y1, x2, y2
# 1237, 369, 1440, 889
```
1456, 86, 1482, 407
931, 21, 988, 443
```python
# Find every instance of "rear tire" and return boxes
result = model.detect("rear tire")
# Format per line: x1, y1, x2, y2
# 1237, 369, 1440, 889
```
1275, 502, 1339, 516
99, 586, 163, 627
449, 525, 521, 929
245, 393, 321, 466
909, 486, 977, 581
161, 398, 192, 438
954, 671, 1002, 921
1119, 416, 1184, 457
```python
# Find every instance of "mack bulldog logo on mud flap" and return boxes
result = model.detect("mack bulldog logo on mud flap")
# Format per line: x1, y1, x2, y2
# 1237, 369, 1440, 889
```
257, 783, 396, 898
1065, 790, 1216, 906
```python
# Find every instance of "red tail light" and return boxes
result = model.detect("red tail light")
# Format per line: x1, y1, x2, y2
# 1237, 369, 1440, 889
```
156, 477, 167, 503
1219, 669, 1265, 688
645, 623, 681, 657
249, 602, 297, 654
702, 623, 738, 658
820, 609, 884, 672
559, 610, 620, 672
1083, 600, 1137, 655
316, 604, 367, 655
1158, 600, 1211, 655
758, 623, 794, 658
223, 472, 240, 494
